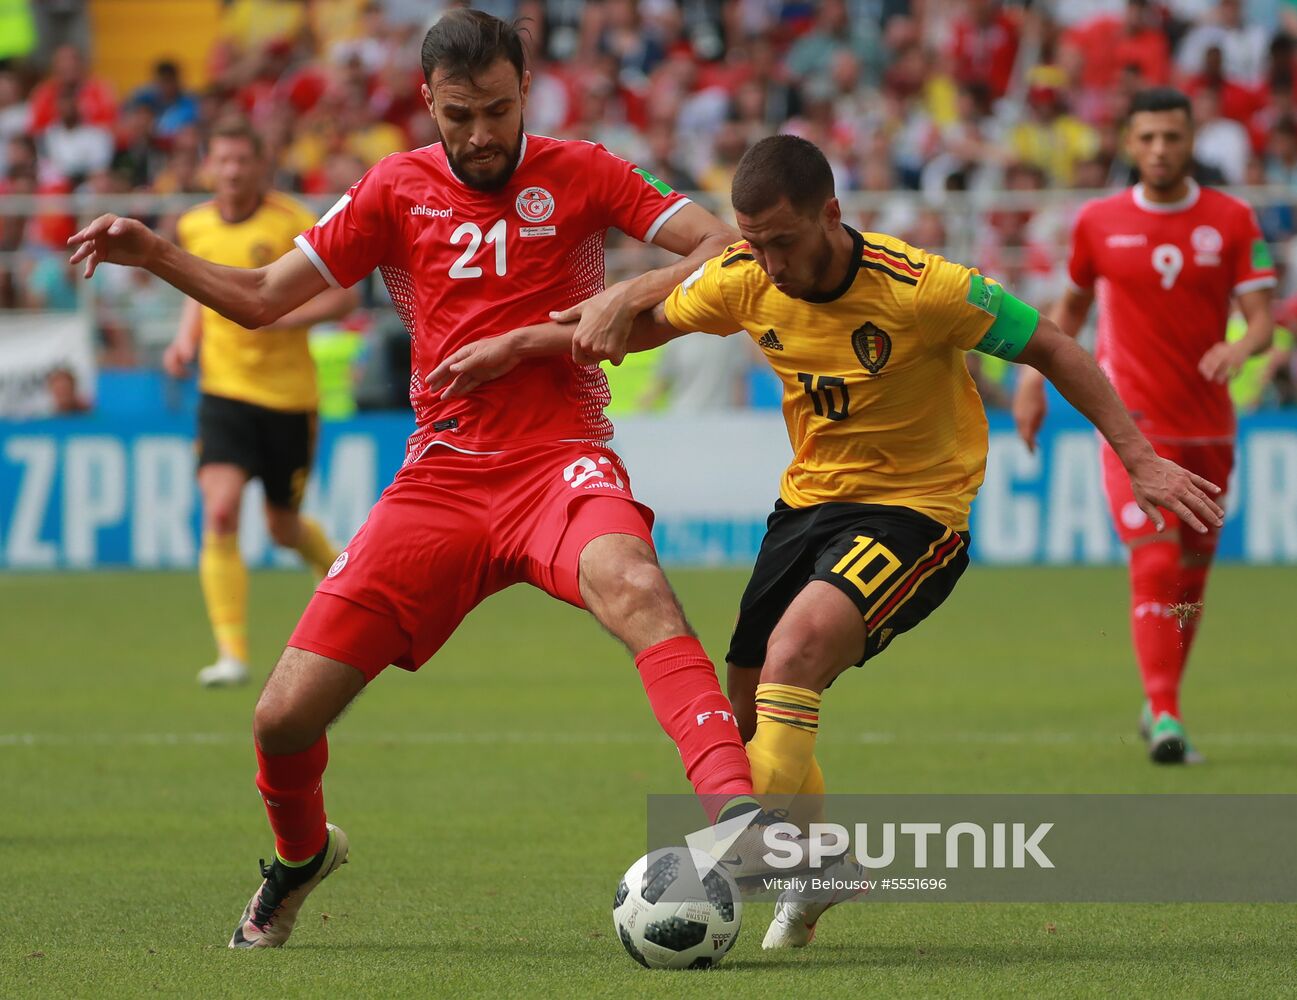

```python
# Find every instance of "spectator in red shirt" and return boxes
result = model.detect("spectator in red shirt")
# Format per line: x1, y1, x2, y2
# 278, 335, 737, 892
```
1060, 0, 1170, 93
947, 0, 1020, 99
29, 44, 116, 133
1184, 46, 1265, 124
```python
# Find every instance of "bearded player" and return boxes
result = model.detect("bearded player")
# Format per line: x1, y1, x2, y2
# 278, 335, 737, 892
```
432, 134, 1224, 948
1014, 88, 1276, 764
69, 10, 766, 948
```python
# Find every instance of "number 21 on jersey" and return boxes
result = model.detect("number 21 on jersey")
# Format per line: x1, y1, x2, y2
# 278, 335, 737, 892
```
449, 219, 507, 279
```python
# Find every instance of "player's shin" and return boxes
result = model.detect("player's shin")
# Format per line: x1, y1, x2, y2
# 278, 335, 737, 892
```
200, 532, 248, 663
1129, 541, 1185, 719
634, 636, 754, 821
747, 683, 821, 799
255, 735, 329, 863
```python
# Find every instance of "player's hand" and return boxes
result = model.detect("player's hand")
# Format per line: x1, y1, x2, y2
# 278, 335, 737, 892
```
66, 214, 159, 279
1198, 341, 1249, 384
551, 285, 634, 366
162, 338, 196, 379
1011, 375, 1048, 453
1128, 453, 1224, 534
426, 335, 523, 399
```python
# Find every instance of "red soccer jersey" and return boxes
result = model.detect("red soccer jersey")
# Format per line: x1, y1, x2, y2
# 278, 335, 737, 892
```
295, 134, 689, 455
1067, 180, 1276, 440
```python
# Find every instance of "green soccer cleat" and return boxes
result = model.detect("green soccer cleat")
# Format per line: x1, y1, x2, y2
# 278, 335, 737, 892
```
228, 823, 349, 948
1148, 712, 1188, 764
1141, 704, 1205, 764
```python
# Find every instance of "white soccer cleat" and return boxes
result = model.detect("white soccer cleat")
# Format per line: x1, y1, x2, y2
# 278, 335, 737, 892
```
229, 824, 349, 948
762, 854, 870, 950
198, 656, 251, 687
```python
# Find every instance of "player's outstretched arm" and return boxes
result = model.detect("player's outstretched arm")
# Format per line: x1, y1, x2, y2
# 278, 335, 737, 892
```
555, 203, 737, 366
68, 214, 328, 330
1013, 285, 1093, 452
427, 306, 687, 400
1015, 316, 1224, 534
259, 286, 360, 332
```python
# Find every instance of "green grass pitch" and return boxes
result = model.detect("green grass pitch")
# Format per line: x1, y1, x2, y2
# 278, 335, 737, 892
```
1, 566, 1293, 998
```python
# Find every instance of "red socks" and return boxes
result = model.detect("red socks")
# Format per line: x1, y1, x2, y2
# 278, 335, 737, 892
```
1129, 541, 1211, 721
255, 736, 329, 862
635, 636, 753, 819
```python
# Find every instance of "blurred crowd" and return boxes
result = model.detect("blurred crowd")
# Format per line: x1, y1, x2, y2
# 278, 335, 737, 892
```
1, 0, 1295, 413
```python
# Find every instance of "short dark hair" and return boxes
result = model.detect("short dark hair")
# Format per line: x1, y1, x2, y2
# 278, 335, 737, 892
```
1127, 87, 1192, 121
730, 135, 835, 217
421, 9, 526, 85
208, 116, 263, 157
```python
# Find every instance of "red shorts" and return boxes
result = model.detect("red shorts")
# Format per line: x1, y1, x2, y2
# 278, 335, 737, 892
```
289, 440, 654, 680
1100, 437, 1233, 548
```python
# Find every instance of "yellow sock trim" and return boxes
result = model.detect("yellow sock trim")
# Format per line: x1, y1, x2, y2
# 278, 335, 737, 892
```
200, 532, 247, 663
748, 682, 821, 796
294, 516, 339, 578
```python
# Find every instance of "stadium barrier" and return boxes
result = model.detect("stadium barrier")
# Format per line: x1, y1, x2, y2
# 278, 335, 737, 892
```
2, 403, 1294, 570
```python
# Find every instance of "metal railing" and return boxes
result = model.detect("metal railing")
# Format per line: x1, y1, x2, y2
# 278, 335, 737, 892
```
2, 184, 1293, 364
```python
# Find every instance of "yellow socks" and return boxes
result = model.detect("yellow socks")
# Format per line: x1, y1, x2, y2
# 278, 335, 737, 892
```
293, 516, 338, 578
747, 682, 821, 796
200, 532, 247, 663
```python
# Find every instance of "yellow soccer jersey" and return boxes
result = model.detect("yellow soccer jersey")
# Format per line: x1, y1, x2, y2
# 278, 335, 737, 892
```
663, 227, 1038, 531
177, 192, 319, 412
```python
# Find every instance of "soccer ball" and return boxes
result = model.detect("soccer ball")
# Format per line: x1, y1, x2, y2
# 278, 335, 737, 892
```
612, 847, 742, 969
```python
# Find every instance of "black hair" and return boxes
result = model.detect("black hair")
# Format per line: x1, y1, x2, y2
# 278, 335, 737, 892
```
420, 9, 526, 85
1127, 87, 1192, 121
730, 134, 835, 217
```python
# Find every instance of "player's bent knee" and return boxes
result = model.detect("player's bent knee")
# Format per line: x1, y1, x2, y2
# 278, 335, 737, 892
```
253, 648, 364, 754
204, 504, 240, 536
761, 635, 845, 693
252, 694, 323, 755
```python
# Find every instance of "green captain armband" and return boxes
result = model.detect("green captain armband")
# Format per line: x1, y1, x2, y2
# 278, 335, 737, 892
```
968, 275, 1039, 360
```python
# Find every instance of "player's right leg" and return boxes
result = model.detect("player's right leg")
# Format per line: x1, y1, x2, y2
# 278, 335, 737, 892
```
231, 451, 493, 948
230, 646, 366, 948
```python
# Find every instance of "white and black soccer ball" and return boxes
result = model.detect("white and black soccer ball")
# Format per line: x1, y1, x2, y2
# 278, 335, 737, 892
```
612, 847, 742, 970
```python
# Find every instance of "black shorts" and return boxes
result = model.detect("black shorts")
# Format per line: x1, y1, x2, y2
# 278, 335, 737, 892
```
727, 500, 970, 669
197, 393, 317, 510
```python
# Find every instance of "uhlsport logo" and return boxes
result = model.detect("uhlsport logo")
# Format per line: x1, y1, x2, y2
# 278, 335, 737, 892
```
516, 186, 555, 223
851, 322, 892, 374
327, 551, 349, 578
410, 204, 453, 218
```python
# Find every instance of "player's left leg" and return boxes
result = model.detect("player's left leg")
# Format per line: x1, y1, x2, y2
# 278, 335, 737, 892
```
742, 506, 969, 948
260, 409, 339, 578
1104, 440, 1228, 763
576, 527, 756, 822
